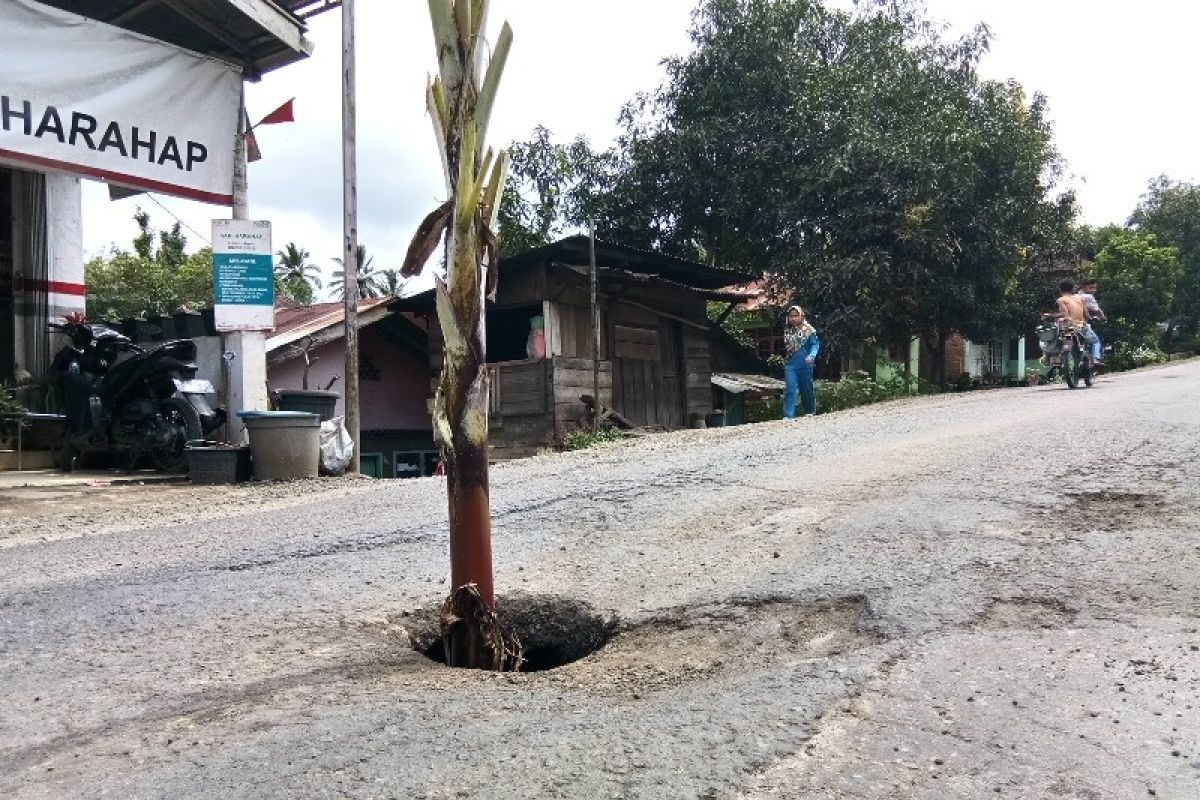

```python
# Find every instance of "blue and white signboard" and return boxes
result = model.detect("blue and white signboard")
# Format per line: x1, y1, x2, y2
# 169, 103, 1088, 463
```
213, 219, 274, 331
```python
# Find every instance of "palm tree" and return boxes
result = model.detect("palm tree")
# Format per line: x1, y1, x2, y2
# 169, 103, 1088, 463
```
331, 244, 387, 300
274, 243, 322, 305
380, 268, 405, 297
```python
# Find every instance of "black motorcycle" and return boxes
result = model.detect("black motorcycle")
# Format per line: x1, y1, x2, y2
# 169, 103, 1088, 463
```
49, 320, 224, 472
1035, 317, 1093, 389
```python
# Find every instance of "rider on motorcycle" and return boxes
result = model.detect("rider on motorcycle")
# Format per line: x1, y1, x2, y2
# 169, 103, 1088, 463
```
1049, 279, 1099, 357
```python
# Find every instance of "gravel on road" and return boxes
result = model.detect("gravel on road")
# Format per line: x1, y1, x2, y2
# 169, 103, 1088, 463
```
1, 361, 1197, 799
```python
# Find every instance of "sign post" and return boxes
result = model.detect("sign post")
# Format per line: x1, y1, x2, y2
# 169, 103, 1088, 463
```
213, 217, 273, 443
213, 219, 274, 331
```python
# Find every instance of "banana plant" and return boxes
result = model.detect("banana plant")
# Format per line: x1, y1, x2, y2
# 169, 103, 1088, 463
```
402, 0, 519, 671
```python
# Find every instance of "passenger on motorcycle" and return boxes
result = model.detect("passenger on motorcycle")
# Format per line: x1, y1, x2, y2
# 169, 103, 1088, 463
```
1077, 278, 1106, 364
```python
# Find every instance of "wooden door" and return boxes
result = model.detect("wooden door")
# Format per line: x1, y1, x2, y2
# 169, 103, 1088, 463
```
612, 320, 684, 429
658, 318, 684, 430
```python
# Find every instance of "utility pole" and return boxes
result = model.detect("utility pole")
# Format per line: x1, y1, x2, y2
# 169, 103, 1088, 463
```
224, 91, 269, 444
590, 226, 599, 432
341, 0, 360, 472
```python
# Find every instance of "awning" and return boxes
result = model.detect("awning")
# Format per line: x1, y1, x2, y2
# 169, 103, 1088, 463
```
34, 0, 315, 77
711, 372, 785, 395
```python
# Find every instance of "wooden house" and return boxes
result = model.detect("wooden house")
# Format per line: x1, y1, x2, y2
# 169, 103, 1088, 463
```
395, 236, 753, 459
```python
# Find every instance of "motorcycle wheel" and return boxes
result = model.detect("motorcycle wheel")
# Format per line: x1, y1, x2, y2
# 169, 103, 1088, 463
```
152, 397, 202, 473
1063, 350, 1078, 389
56, 432, 76, 473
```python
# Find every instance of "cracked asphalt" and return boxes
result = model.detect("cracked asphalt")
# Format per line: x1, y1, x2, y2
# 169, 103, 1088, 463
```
1, 360, 1197, 799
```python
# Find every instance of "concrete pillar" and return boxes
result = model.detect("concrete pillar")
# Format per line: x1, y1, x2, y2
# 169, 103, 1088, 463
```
45, 172, 84, 323
1016, 335, 1026, 380
224, 330, 268, 444
220, 90, 269, 445
908, 336, 920, 392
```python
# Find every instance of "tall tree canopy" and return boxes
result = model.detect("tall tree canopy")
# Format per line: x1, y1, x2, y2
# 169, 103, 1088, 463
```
497, 125, 603, 257
501, 0, 1074, 370
1128, 175, 1200, 341
85, 209, 213, 320
1091, 226, 1181, 346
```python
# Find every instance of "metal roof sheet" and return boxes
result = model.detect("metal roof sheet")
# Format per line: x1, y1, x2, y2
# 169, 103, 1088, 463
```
38, 0, 315, 76
503, 235, 757, 290
711, 372, 785, 394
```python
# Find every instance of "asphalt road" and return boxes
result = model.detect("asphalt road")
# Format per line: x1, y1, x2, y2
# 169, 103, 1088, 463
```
1, 361, 1197, 799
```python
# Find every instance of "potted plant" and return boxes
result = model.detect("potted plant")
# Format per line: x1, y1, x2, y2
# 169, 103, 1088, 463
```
1025, 368, 1040, 387
275, 336, 340, 421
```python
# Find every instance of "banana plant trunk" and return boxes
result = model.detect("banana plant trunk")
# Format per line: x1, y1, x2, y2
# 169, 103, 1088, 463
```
403, 0, 519, 670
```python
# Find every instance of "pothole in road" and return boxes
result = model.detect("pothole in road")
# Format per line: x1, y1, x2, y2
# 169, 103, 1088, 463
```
1066, 491, 1167, 531
397, 593, 618, 672
575, 596, 878, 693
393, 594, 878, 682
977, 596, 1076, 630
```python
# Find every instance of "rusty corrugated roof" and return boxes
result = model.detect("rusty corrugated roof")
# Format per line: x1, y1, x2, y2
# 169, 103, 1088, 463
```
267, 297, 392, 352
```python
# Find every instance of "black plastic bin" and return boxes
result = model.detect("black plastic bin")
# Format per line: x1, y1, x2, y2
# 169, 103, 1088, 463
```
186, 445, 252, 484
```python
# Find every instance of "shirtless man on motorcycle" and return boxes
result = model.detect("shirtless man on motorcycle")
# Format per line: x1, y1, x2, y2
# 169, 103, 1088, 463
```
1049, 279, 1099, 355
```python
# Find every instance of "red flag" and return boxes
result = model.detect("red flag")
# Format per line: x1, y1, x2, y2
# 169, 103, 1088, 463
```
256, 98, 295, 126
243, 108, 262, 162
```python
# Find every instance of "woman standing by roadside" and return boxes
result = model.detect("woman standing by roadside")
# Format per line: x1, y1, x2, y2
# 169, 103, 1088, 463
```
783, 305, 819, 418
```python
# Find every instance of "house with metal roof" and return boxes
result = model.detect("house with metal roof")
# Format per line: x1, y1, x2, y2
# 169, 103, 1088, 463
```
266, 298, 435, 478
395, 236, 761, 458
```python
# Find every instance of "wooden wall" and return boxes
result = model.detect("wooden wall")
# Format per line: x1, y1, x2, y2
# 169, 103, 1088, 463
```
683, 326, 712, 422
551, 355, 612, 441
417, 260, 717, 457
488, 359, 552, 459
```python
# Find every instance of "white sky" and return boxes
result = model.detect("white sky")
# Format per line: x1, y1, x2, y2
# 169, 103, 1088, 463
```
80, 0, 1199, 298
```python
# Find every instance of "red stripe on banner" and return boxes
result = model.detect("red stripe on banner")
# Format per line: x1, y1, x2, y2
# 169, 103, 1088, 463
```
20, 278, 87, 296
0, 148, 233, 206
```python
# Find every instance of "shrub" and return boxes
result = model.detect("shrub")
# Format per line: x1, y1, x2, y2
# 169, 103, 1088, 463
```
813, 369, 933, 415
0, 382, 28, 450
562, 425, 626, 451
1108, 344, 1168, 372
746, 394, 782, 423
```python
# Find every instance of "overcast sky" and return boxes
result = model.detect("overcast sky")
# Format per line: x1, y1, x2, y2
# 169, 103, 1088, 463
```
80, 0, 1199, 299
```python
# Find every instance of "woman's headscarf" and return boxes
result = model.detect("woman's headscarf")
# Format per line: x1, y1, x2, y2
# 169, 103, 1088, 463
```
784, 305, 816, 354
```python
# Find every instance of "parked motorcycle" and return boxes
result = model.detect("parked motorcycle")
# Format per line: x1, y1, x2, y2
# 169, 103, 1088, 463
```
1035, 317, 1093, 389
48, 320, 224, 472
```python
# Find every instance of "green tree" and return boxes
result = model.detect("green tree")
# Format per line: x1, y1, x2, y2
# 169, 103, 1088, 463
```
85, 210, 213, 319
379, 268, 405, 296
1128, 175, 1200, 343
331, 244, 386, 300
577, 0, 1070, 380
275, 242, 321, 306
1091, 228, 1181, 345
497, 125, 604, 257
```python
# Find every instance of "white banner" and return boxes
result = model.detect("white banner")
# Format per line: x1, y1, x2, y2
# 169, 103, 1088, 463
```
0, 0, 241, 205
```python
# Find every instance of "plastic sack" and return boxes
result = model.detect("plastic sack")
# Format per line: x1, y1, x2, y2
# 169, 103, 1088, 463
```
319, 415, 354, 475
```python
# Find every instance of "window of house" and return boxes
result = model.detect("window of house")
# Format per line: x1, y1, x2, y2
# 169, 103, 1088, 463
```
394, 450, 440, 478
753, 330, 784, 360
360, 352, 381, 381
359, 453, 385, 478
486, 303, 542, 363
